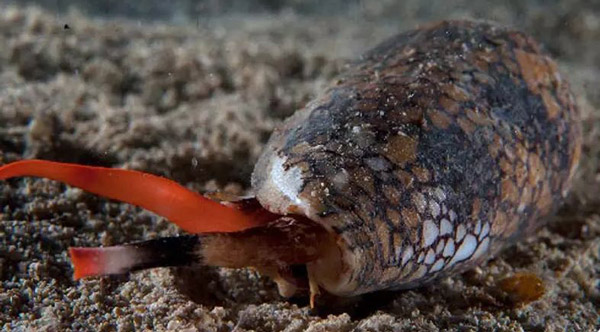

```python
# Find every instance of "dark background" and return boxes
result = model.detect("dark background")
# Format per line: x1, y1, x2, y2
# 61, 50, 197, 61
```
4, 0, 599, 67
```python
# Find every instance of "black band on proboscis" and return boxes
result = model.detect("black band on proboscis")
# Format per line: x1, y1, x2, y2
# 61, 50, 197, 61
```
128, 235, 202, 272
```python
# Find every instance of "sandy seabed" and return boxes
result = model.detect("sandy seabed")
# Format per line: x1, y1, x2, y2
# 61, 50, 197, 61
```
0, 2, 599, 331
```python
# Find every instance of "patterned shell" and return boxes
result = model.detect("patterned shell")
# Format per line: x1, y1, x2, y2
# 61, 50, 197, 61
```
251, 20, 582, 296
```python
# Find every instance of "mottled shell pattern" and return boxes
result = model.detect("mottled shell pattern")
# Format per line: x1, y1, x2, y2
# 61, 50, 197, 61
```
252, 20, 582, 296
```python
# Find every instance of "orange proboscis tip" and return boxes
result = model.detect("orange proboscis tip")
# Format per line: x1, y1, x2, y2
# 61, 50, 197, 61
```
0, 160, 275, 233
69, 247, 106, 280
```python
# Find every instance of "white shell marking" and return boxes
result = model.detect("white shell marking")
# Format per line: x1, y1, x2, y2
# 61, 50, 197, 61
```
448, 234, 477, 266
423, 219, 439, 247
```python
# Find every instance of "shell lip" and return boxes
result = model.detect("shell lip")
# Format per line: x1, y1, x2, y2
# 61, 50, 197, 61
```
252, 153, 358, 296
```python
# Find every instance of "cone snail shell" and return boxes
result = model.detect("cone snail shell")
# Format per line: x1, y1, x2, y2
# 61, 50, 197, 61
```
251, 20, 582, 296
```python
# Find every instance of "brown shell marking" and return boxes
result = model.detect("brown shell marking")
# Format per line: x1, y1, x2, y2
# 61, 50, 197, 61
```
252, 20, 581, 296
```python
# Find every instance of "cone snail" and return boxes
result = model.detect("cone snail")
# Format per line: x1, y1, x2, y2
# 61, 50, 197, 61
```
0, 20, 582, 305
